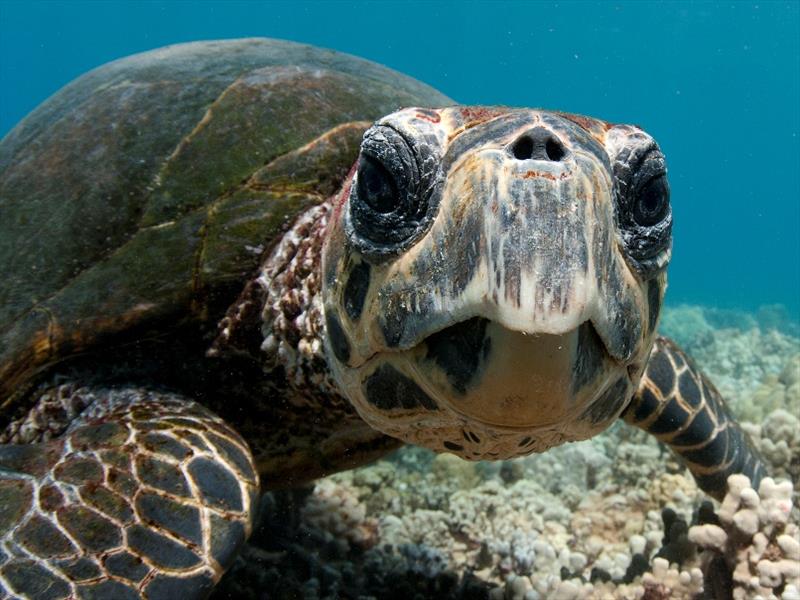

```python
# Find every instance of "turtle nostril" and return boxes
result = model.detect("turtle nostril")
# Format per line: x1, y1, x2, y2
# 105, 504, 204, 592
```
511, 136, 534, 160
545, 137, 566, 161
510, 127, 567, 162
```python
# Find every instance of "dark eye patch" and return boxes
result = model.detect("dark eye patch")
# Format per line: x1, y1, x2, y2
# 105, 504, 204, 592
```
346, 125, 442, 262
612, 142, 672, 275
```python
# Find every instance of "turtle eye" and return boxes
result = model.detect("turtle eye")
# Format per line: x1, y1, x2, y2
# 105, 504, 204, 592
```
356, 155, 399, 214
633, 175, 669, 226
609, 133, 672, 275
347, 124, 441, 261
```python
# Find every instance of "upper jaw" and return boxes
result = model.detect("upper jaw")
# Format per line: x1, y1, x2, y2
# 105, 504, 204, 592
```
363, 266, 642, 362
322, 104, 650, 373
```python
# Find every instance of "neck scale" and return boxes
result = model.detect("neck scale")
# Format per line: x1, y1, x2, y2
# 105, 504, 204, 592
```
212, 201, 342, 408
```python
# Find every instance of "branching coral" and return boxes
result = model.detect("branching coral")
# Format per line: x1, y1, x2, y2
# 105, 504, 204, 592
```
688, 474, 798, 599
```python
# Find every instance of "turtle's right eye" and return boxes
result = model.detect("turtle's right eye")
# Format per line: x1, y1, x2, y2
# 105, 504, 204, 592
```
347, 124, 440, 261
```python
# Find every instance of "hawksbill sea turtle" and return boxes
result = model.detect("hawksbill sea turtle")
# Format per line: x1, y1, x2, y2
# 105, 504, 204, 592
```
0, 38, 765, 599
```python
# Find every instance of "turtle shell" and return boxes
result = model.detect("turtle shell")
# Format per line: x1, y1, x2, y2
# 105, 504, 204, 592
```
0, 38, 452, 411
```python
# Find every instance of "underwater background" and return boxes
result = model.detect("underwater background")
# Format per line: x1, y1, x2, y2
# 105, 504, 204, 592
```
1, 2, 799, 599
1, 0, 799, 316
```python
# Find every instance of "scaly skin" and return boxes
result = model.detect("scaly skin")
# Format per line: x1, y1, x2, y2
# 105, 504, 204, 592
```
0, 388, 258, 598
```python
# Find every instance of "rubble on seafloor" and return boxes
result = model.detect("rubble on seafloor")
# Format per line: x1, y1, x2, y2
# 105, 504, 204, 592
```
213, 305, 800, 599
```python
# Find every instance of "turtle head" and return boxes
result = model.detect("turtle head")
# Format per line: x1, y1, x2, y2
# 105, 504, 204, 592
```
321, 106, 671, 459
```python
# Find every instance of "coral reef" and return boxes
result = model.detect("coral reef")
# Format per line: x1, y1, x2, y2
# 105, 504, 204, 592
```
745, 409, 800, 492
213, 488, 499, 600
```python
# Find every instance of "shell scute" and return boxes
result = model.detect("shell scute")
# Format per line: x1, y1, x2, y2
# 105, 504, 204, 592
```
0, 39, 452, 409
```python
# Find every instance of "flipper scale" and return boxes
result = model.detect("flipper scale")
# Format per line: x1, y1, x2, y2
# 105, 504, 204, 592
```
623, 336, 766, 500
0, 387, 258, 599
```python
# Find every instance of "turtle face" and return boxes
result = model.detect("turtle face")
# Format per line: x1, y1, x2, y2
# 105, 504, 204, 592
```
321, 106, 671, 459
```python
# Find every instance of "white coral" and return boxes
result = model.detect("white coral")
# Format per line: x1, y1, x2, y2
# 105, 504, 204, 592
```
755, 409, 800, 488
640, 557, 704, 599
689, 474, 799, 600
302, 479, 377, 548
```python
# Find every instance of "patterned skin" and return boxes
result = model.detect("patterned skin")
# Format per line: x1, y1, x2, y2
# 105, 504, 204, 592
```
323, 107, 666, 457
0, 42, 765, 598
0, 389, 258, 598
623, 338, 767, 496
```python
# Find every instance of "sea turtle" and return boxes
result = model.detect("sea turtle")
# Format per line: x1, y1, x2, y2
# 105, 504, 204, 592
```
0, 38, 765, 599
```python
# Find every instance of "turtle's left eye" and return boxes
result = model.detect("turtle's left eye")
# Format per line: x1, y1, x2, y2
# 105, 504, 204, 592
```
633, 175, 670, 226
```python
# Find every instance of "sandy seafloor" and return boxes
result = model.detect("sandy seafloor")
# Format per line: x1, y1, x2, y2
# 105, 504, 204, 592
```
213, 304, 800, 600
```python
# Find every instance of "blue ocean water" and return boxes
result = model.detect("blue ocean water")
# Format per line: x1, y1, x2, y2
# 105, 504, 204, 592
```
1, 0, 798, 316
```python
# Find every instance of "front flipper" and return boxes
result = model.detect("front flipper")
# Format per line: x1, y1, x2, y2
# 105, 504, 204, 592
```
0, 387, 258, 599
623, 337, 766, 500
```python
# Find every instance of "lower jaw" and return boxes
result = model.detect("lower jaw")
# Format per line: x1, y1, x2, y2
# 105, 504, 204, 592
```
402, 319, 623, 430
